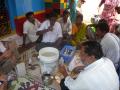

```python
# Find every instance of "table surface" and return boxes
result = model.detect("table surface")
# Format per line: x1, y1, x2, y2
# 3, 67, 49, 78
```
10, 56, 61, 90
10, 48, 81, 90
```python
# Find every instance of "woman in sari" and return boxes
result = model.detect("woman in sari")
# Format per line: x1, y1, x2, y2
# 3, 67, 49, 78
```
71, 13, 87, 46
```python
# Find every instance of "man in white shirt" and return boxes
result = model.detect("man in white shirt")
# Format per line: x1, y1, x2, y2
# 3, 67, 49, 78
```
0, 41, 16, 74
36, 13, 63, 51
59, 41, 119, 90
57, 10, 72, 38
96, 22, 120, 69
23, 12, 41, 45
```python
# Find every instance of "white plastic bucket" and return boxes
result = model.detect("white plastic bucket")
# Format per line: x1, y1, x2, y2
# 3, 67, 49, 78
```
38, 47, 59, 74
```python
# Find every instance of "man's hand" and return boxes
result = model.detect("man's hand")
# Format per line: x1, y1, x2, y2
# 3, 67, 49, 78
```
0, 49, 16, 65
71, 66, 85, 75
1, 50, 12, 60
59, 65, 68, 77
48, 26, 53, 31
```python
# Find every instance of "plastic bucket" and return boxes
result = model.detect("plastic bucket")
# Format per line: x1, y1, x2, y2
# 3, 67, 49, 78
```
38, 47, 59, 74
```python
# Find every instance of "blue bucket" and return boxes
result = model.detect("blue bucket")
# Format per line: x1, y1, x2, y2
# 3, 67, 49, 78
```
60, 45, 76, 64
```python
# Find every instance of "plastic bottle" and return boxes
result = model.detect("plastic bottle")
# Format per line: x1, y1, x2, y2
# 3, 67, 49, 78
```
59, 57, 64, 65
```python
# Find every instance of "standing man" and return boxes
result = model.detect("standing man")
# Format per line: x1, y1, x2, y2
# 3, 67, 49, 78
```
59, 41, 119, 90
23, 12, 41, 46
96, 22, 120, 69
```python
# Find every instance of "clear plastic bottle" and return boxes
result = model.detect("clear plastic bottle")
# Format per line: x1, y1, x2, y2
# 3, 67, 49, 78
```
59, 57, 64, 65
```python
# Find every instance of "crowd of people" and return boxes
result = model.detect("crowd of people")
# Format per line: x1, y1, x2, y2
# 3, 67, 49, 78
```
0, 0, 120, 89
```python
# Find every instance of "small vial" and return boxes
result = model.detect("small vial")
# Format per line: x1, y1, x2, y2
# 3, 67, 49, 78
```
59, 57, 64, 65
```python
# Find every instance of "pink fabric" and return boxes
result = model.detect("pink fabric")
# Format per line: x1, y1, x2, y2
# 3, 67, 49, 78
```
101, 0, 120, 32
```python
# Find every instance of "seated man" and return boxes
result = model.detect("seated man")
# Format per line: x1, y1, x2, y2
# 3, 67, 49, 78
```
23, 12, 41, 46
0, 41, 16, 74
57, 9, 72, 39
96, 22, 120, 69
36, 12, 63, 51
59, 41, 119, 90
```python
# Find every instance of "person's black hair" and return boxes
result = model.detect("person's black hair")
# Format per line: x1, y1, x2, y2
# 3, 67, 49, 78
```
81, 41, 103, 59
49, 12, 57, 19
98, 19, 108, 24
45, 14, 50, 19
25, 12, 34, 18
63, 9, 70, 16
76, 13, 83, 21
96, 22, 109, 33
115, 6, 120, 14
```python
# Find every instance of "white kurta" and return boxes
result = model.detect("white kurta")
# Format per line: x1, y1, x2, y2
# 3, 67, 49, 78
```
57, 17, 72, 33
65, 57, 119, 90
101, 33, 120, 68
23, 19, 41, 42
37, 20, 63, 43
